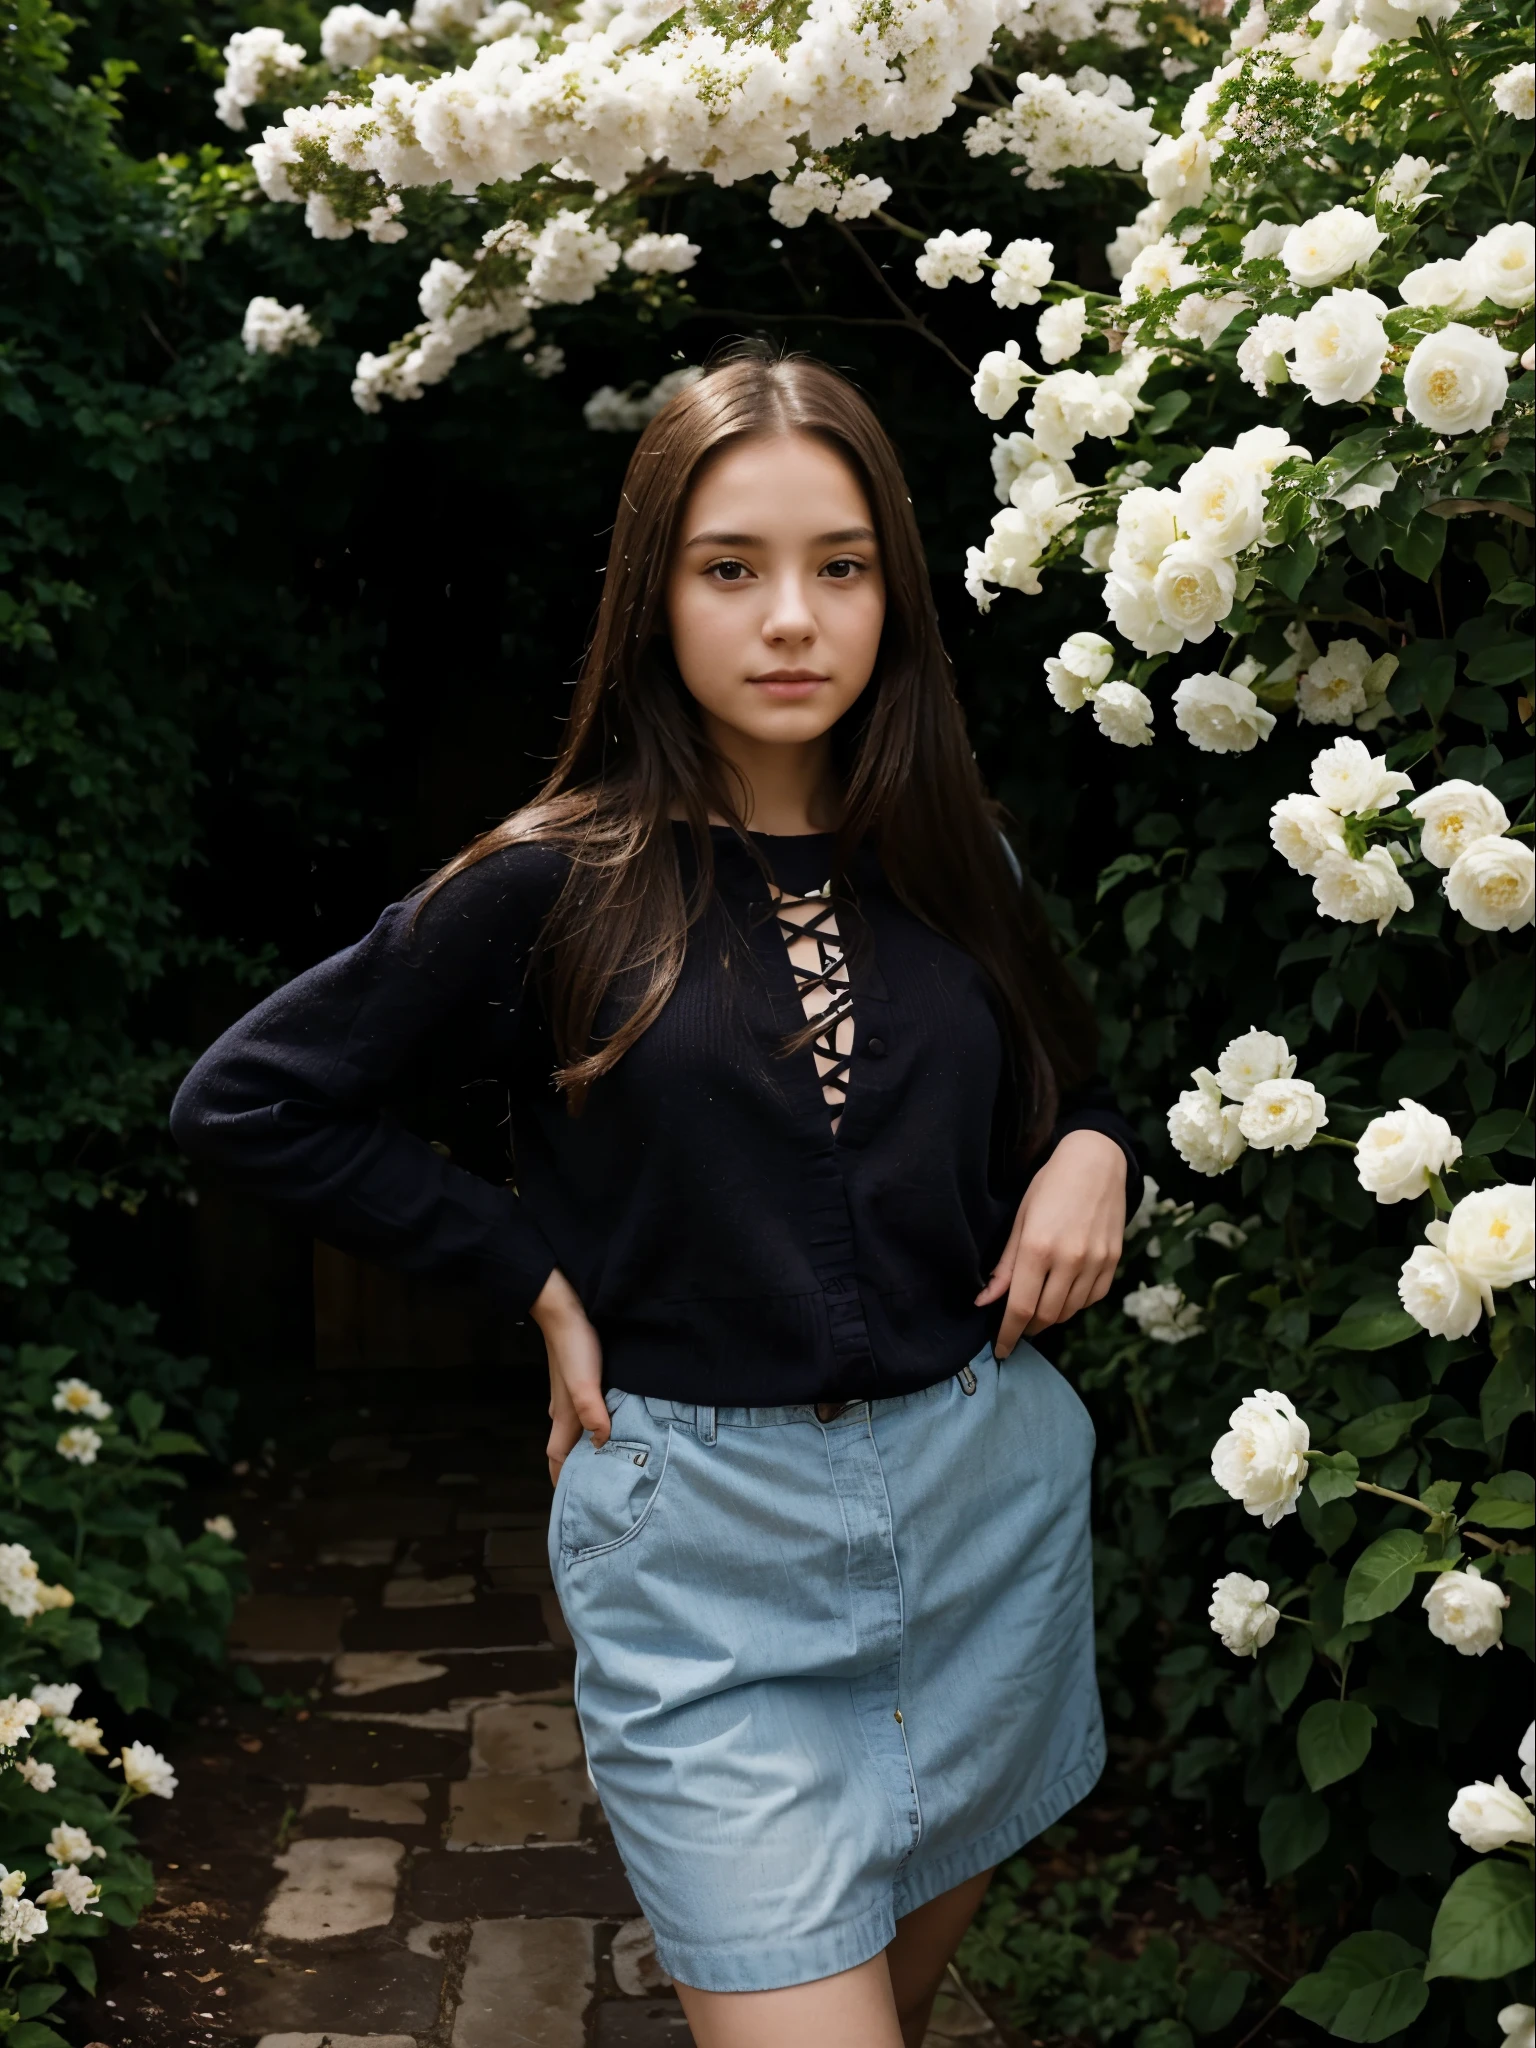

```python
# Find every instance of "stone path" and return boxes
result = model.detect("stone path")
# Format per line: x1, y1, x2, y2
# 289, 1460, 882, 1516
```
76, 1384, 1004, 2046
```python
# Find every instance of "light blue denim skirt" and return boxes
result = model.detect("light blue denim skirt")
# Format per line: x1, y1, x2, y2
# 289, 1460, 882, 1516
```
548, 1341, 1104, 1994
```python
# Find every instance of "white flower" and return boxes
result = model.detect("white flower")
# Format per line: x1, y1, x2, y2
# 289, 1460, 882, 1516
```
0, 1885, 49, 1950
1500, 2006, 1536, 2048
215, 25, 306, 133
1377, 154, 1441, 208
1237, 312, 1297, 397
36, 1867, 101, 1917
1209, 1572, 1280, 1656
1441, 1185, 1535, 1294
1282, 206, 1386, 288
114, 1741, 178, 1800
29, 1683, 81, 1720
1044, 631, 1114, 711
15, 1758, 56, 1794
0, 1544, 43, 1622
1404, 325, 1517, 435
1119, 235, 1200, 306
51, 1378, 111, 1420
240, 297, 321, 358
319, 5, 407, 70
1398, 257, 1480, 313
915, 227, 991, 288
1211, 1388, 1310, 1527
1238, 1077, 1329, 1153
1309, 736, 1414, 816
991, 237, 1054, 308
1173, 673, 1276, 754
524, 209, 622, 306
53, 1717, 106, 1755
1445, 838, 1535, 931
1168, 1069, 1247, 1176
1142, 129, 1212, 209
1123, 1282, 1204, 1344
1037, 299, 1087, 363
1465, 222, 1536, 309
1492, 64, 1536, 119
622, 231, 700, 275
990, 431, 1076, 508
45, 1824, 103, 1867
1216, 1029, 1296, 1102
972, 340, 1032, 422
1176, 450, 1267, 558
1404, 780, 1507, 870
1270, 793, 1348, 876
1092, 681, 1154, 747
0, 1696, 42, 1750
1422, 1569, 1508, 1655
1356, 1101, 1462, 1204
1026, 370, 1134, 461
55, 1426, 102, 1466
1353, 0, 1460, 35
522, 344, 564, 379
1297, 638, 1373, 726
1231, 424, 1312, 477
1448, 1777, 1536, 1854
203, 1515, 238, 1542
1521, 1723, 1534, 1796
1291, 289, 1390, 405
1312, 846, 1414, 933
1152, 542, 1236, 646
1241, 219, 1290, 262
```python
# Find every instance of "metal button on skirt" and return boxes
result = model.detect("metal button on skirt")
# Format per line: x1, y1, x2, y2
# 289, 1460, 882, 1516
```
549, 1342, 1104, 1994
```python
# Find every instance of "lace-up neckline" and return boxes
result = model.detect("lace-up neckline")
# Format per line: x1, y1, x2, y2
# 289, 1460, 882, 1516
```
769, 878, 854, 1130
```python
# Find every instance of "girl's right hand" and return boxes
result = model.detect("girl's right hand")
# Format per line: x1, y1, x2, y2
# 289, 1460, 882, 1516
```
531, 1267, 609, 1487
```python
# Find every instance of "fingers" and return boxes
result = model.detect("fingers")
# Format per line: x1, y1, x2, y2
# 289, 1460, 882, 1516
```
995, 1244, 1049, 1358
545, 1405, 583, 1489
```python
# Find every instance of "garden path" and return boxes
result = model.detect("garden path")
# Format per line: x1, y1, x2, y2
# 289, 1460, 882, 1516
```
73, 1379, 1004, 2047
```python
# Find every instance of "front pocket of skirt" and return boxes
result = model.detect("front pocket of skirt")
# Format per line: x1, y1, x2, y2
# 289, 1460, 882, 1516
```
559, 1429, 671, 1562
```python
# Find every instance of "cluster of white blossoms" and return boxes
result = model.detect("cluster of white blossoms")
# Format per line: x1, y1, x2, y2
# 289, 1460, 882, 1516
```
767, 168, 892, 230
1447, 1723, 1535, 1854
215, 24, 305, 133
1167, 1029, 1327, 1177
55, 1424, 103, 1466
1409, 781, 1535, 934
1208, 1570, 1280, 1655
1122, 1281, 1205, 1343
0, 1541, 73, 1621
583, 364, 702, 432
964, 66, 1159, 190
1492, 62, 1535, 119
51, 1377, 110, 1420
1269, 738, 1416, 934
1398, 1184, 1535, 1340
242, 297, 322, 357
915, 229, 1056, 308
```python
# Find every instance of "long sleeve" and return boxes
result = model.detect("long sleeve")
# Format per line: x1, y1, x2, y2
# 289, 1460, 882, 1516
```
169, 845, 566, 1316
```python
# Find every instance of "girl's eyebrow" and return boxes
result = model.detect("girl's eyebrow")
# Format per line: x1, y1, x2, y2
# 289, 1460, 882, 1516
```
683, 525, 877, 548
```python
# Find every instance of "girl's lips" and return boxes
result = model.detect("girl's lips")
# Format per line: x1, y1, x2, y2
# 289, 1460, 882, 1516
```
749, 672, 829, 698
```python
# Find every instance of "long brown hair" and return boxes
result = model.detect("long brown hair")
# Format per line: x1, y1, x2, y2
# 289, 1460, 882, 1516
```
425, 345, 1097, 1154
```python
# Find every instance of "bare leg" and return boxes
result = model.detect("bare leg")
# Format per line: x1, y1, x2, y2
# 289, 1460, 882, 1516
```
886, 1867, 996, 2048
674, 1954, 905, 2048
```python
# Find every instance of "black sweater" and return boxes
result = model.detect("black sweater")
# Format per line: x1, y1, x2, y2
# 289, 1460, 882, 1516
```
170, 826, 1142, 1404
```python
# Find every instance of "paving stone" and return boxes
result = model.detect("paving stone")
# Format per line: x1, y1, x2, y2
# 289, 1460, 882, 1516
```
404, 1919, 460, 1956
226, 1949, 445, 2034
256, 2037, 419, 2047
230, 1595, 352, 1658
262, 1837, 406, 1941
608, 1918, 672, 1996
452, 1918, 593, 2048
343, 1594, 543, 1652
330, 1652, 449, 1698
242, 1715, 468, 1784
286, 1498, 455, 1542
457, 1509, 550, 1532
326, 1705, 480, 1733
317, 1538, 399, 1568
591, 2003, 693, 2045
300, 1782, 429, 1826
410, 1843, 639, 1921
382, 1573, 476, 1609
469, 1703, 582, 1775
448, 1767, 588, 1846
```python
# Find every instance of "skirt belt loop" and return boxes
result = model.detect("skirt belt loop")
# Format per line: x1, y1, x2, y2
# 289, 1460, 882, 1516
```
694, 1404, 718, 1446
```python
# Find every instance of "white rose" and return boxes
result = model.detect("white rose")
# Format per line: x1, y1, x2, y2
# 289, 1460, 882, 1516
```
1282, 206, 1386, 288
1465, 221, 1536, 309
1291, 289, 1390, 405
1123, 1281, 1204, 1343
1408, 779, 1510, 868
115, 1741, 178, 1799
1120, 235, 1200, 305
1037, 299, 1087, 364
1211, 1387, 1310, 1527
1500, 2006, 1536, 2048
1448, 1777, 1536, 1854
1312, 846, 1415, 933
1309, 736, 1414, 816
992, 236, 1055, 308
971, 339, 1032, 421
1398, 1243, 1484, 1338
1422, 1569, 1508, 1656
915, 227, 991, 288
1492, 63, 1536, 119
1044, 631, 1114, 710
1238, 1077, 1329, 1152
1353, 0, 1460, 35
1236, 312, 1297, 397
990, 431, 1076, 507
1092, 681, 1154, 746
1356, 1100, 1461, 1204
1232, 423, 1312, 475
1377, 154, 1441, 208
1174, 673, 1276, 754
1176, 450, 1267, 557
1105, 573, 1183, 656
1209, 1572, 1280, 1656
1142, 129, 1212, 207
1297, 638, 1374, 726
1398, 257, 1480, 313
1153, 542, 1236, 645
1270, 793, 1348, 875
28, 1683, 80, 1719
1168, 1069, 1247, 1175
1404, 324, 1518, 435
1216, 1029, 1296, 1102
1026, 370, 1135, 461
1111, 485, 1181, 568
1444, 837, 1535, 931
1441, 1184, 1535, 1292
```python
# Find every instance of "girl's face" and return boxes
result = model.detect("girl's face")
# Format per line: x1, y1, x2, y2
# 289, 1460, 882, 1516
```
665, 430, 886, 752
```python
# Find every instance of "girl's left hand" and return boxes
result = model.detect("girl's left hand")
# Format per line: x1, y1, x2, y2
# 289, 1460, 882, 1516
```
976, 1128, 1129, 1359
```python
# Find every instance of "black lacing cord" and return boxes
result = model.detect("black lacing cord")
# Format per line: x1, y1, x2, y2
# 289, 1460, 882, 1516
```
772, 892, 855, 1112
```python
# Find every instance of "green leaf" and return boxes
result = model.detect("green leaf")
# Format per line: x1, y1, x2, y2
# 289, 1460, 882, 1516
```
1170, 1474, 1230, 1514
1265, 1615, 1315, 1712
1482, 1341, 1536, 1443
14, 1988, 63, 2019
1426, 1857, 1536, 1980
1145, 388, 1193, 436
1320, 1314, 1421, 1356
9, 2027, 74, 2048
125, 1388, 165, 1439
1344, 1530, 1427, 1623
1465, 639, 1533, 684
1260, 1789, 1329, 1883
71, 1567, 152, 1628
1123, 885, 1166, 952
1331, 1967, 1430, 2042
1298, 1699, 1376, 1791
1309, 1451, 1361, 1505
1336, 1399, 1429, 1457
1393, 512, 1447, 581
1265, 533, 1318, 601
1465, 1110, 1535, 1160
1467, 1471, 1536, 1530
1184, 1966, 1253, 2034
1283, 1932, 1425, 2039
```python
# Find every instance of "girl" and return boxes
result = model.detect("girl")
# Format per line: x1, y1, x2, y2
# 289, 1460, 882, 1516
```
172, 349, 1140, 2048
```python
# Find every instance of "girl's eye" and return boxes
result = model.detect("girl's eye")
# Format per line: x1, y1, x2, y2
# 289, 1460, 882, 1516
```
708, 559, 751, 583
822, 557, 865, 580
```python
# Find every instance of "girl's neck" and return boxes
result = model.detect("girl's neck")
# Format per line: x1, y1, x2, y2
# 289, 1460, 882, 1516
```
702, 720, 841, 836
